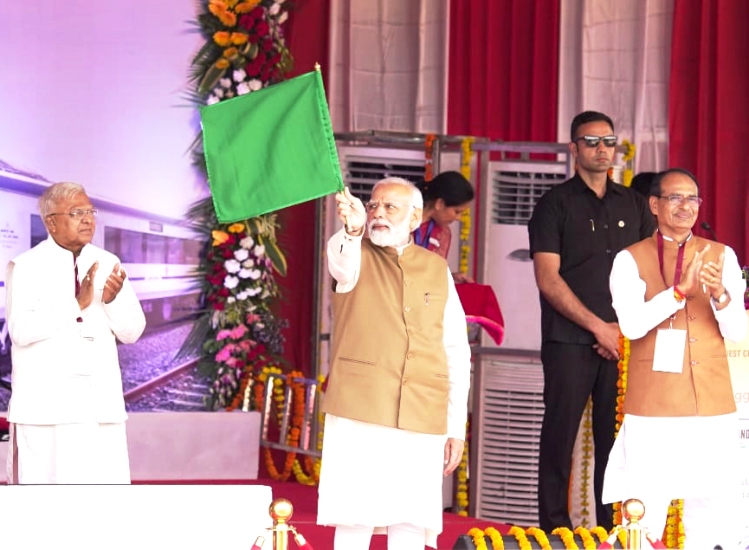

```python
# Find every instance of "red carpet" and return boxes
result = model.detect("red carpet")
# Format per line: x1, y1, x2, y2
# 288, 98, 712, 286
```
134, 477, 511, 549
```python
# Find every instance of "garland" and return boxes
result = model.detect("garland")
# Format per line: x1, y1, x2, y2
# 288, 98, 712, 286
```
526, 527, 551, 550
465, 526, 612, 550
620, 139, 636, 188
424, 133, 437, 182
251, 367, 307, 481
573, 526, 597, 550
454, 420, 470, 515
458, 137, 474, 276
576, 398, 593, 527
551, 527, 579, 549
291, 373, 326, 486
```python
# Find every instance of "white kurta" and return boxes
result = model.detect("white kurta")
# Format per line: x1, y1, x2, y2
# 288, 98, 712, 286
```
603, 246, 748, 504
6, 237, 146, 483
317, 229, 471, 548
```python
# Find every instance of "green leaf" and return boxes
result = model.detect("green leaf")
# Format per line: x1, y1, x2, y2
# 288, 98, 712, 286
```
198, 61, 228, 95
257, 234, 288, 277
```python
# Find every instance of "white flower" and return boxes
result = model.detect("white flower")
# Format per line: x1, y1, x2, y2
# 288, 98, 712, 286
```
246, 269, 261, 280
224, 259, 241, 273
254, 244, 265, 257
236, 82, 251, 95
233, 69, 247, 83
206, 95, 220, 105
242, 258, 255, 268
227, 297, 236, 304
234, 248, 249, 262
247, 287, 262, 297
214, 88, 225, 99
240, 235, 255, 249
220, 78, 232, 89
224, 275, 239, 289
236, 290, 250, 301
269, 3, 280, 15
278, 11, 288, 24
249, 79, 263, 91
238, 268, 255, 279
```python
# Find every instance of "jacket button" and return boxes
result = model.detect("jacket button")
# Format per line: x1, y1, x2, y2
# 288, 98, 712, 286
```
406, 352, 413, 360
404, 306, 411, 312
690, 360, 698, 366
689, 337, 697, 343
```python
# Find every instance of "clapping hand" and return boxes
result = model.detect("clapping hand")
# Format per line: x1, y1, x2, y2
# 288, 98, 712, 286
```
103, 263, 127, 304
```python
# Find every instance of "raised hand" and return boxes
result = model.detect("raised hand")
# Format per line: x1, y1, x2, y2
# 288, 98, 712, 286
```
700, 251, 725, 300
77, 262, 99, 310
103, 263, 127, 304
334, 186, 366, 235
677, 244, 710, 296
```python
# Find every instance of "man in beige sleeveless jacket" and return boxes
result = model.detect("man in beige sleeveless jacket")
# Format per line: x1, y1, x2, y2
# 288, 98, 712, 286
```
316, 177, 471, 550
604, 168, 748, 548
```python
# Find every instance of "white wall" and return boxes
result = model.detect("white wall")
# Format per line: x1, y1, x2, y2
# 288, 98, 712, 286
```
0, 1, 207, 219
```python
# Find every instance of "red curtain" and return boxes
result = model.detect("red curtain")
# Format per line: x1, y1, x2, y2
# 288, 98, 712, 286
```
669, 0, 749, 263
447, 0, 560, 141
275, 0, 331, 377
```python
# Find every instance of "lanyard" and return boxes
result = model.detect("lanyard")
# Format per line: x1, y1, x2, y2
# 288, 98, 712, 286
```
413, 219, 435, 248
656, 231, 687, 287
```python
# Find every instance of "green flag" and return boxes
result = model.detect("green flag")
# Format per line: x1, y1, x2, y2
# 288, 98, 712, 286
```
200, 69, 344, 223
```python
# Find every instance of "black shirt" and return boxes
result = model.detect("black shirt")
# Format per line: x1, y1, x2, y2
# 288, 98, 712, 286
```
528, 174, 656, 344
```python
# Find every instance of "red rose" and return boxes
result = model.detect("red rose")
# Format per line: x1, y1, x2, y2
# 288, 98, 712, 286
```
246, 56, 264, 77
218, 288, 230, 298
255, 20, 269, 38
238, 14, 254, 31
212, 301, 225, 311
222, 248, 234, 259
250, 6, 264, 19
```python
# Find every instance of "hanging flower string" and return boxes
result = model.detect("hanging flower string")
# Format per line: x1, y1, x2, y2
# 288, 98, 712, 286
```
458, 137, 474, 276
620, 139, 636, 188
577, 398, 593, 527
424, 133, 437, 182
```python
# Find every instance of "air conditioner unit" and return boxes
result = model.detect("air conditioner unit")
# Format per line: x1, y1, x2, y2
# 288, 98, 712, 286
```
480, 156, 570, 352
472, 352, 544, 524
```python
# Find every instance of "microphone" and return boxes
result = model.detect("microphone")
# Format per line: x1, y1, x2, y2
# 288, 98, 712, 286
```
700, 221, 717, 241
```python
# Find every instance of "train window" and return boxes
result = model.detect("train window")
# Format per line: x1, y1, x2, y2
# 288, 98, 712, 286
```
104, 226, 201, 265
30, 215, 47, 248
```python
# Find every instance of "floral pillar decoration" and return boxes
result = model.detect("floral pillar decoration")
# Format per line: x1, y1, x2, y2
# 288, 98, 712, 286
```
620, 140, 636, 187
181, 0, 295, 412
458, 137, 474, 277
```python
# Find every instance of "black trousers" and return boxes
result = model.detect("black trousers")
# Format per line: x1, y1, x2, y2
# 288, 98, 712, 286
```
537, 342, 618, 531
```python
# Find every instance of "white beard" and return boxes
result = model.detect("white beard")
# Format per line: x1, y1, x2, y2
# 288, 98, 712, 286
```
368, 217, 412, 248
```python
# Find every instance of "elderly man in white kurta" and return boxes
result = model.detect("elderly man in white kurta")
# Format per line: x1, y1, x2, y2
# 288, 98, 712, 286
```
604, 169, 748, 549
317, 178, 471, 550
5, 182, 146, 484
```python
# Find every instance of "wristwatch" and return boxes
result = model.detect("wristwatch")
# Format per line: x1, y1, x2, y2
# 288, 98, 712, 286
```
712, 290, 729, 305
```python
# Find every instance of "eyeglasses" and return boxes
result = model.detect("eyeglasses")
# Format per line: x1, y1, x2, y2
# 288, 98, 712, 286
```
575, 135, 618, 148
658, 195, 703, 207
364, 201, 413, 214
47, 208, 99, 220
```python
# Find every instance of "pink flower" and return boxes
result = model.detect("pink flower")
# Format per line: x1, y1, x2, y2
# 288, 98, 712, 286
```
215, 343, 236, 363
230, 324, 248, 339
216, 329, 233, 341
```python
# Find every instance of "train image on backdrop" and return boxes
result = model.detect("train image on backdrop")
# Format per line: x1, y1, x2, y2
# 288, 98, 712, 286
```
0, 165, 204, 410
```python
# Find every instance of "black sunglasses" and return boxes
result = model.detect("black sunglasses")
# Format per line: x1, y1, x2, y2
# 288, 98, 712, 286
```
575, 135, 618, 148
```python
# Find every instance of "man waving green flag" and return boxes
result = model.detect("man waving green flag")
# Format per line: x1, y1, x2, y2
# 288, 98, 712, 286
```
200, 68, 344, 223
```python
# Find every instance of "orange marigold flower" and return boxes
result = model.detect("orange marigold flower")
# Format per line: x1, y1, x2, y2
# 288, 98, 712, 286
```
230, 32, 248, 45
215, 58, 230, 69
218, 11, 237, 27
223, 46, 238, 58
228, 222, 245, 233
208, 0, 228, 17
213, 31, 231, 46
225, 0, 240, 7
212, 230, 229, 246
235, 0, 261, 14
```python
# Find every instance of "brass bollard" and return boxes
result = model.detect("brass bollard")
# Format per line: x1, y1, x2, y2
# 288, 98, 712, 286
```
269, 498, 294, 550
622, 498, 646, 550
